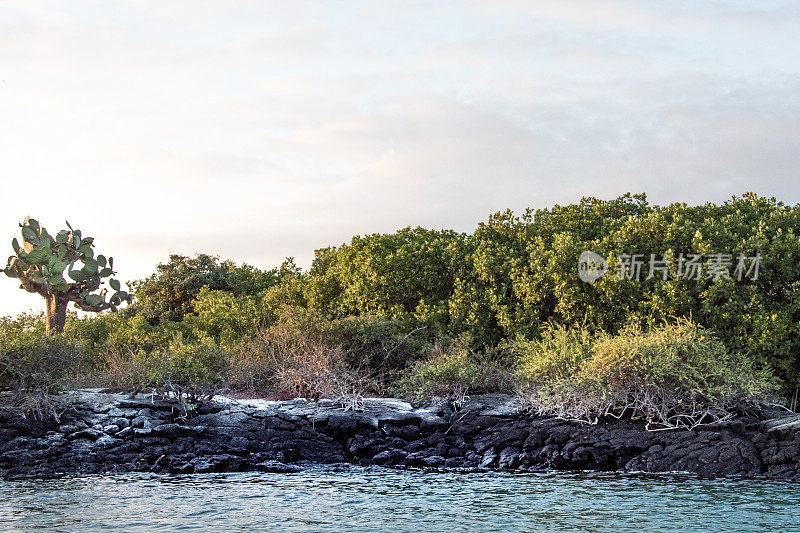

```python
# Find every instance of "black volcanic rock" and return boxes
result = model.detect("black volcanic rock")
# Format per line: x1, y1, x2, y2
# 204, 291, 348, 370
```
1, 391, 798, 480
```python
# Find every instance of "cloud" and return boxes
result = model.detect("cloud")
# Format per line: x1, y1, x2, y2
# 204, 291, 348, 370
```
1, 0, 799, 315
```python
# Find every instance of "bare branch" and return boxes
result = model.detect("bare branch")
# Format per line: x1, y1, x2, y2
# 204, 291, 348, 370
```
384, 326, 427, 360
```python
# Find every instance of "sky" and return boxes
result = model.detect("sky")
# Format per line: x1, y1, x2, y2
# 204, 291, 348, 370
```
2, 0, 800, 317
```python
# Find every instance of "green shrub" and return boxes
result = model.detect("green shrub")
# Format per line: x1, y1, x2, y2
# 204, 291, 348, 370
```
296, 193, 800, 393
304, 227, 470, 330
65, 312, 188, 358
0, 315, 82, 393
64, 311, 116, 364
394, 336, 513, 402
100, 347, 158, 392
516, 320, 778, 429
162, 337, 229, 400
128, 253, 280, 324
512, 324, 594, 385
325, 315, 434, 372
0, 314, 83, 418
186, 287, 266, 345
101, 336, 228, 403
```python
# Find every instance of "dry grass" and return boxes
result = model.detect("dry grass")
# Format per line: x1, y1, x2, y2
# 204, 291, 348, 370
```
228, 321, 375, 403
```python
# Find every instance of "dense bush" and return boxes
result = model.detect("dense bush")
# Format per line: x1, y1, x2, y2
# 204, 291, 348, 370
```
512, 324, 594, 385
66, 312, 190, 362
393, 336, 514, 402
458, 193, 800, 392
121, 193, 800, 395
297, 193, 800, 393
187, 287, 267, 345
102, 336, 228, 404
0, 314, 82, 393
0, 314, 83, 418
2, 192, 797, 416
515, 321, 778, 429
227, 308, 373, 401
157, 337, 229, 401
304, 227, 471, 335
323, 315, 434, 373
128, 254, 281, 324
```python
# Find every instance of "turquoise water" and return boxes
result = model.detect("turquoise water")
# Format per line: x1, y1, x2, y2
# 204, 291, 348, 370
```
1, 466, 799, 532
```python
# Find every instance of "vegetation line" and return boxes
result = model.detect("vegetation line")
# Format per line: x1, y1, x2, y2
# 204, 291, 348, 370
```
1, 193, 797, 426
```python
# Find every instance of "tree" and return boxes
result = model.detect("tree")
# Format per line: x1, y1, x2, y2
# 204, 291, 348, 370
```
3, 217, 131, 335
305, 228, 469, 320
128, 254, 281, 325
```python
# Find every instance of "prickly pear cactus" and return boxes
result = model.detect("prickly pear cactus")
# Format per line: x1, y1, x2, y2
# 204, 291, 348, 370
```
4, 217, 132, 332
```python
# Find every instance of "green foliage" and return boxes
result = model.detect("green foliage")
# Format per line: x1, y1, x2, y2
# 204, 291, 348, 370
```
128, 254, 228, 324
3, 193, 797, 408
106, 336, 228, 402
128, 254, 280, 325
161, 337, 229, 398
66, 312, 192, 361
186, 287, 267, 345
0, 314, 82, 396
305, 227, 471, 333
515, 321, 778, 429
394, 336, 513, 401
324, 314, 434, 372
512, 324, 594, 385
443, 193, 800, 391
289, 193, 799, 393
3, 217, 131, 333
100, 192, 800, 394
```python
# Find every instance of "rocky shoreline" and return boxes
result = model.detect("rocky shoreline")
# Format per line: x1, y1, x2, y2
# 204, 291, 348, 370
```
1, 390, 799, 480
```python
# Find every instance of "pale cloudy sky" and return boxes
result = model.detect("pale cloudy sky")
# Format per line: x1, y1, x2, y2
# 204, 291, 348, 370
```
2, 1, 800, 316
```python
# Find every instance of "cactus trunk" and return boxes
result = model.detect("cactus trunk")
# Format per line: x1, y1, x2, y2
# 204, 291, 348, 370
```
5, 218, 131, 323
46, 293, 67, 335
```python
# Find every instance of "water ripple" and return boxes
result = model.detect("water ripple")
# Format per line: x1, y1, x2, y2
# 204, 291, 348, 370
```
1, 467, 799, 532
